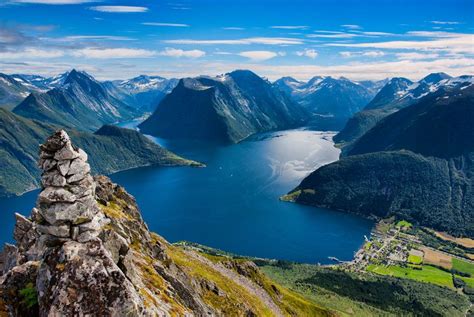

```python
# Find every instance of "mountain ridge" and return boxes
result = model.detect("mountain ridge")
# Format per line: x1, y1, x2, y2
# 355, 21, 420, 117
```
139, 70, 307, 143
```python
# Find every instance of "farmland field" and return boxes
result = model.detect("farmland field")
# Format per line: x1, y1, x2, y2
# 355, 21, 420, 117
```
421, 247, 452, 269
452, 258, 474, 276
367, 264, 454, 288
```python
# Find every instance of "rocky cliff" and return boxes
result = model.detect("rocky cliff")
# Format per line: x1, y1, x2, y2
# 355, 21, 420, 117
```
0, 130, 332, 316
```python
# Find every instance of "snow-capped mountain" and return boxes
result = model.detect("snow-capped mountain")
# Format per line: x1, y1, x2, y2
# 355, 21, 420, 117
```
13, 69, 140, 131
335, 73, 473, 145
0, 73, 36, 109
10, 74, 51, 91
117, 75, 179, 112
274, 76, 376, 129
364, 73, 469, 111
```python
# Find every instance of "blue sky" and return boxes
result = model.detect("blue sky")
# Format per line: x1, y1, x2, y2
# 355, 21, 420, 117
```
0, 0, 472, 80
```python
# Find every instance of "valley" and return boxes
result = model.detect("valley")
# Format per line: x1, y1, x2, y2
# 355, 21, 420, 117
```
0, 67, 473, 316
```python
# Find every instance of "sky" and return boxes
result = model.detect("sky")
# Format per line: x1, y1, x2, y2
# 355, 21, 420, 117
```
0, 0, 473, 81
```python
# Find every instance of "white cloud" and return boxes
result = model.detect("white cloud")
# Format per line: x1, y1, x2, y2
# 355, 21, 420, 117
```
341, 24, 362, 30
339, 51, 353, 58
326, 32, 474, 54
358, 31, 395, 36
11, 0, 94, 4
157, 47, 205, 58
238, 51, 278, 61
61, 35, 135, 41
71, 48, 156, 58
296, 48, 318, 59
189, 57, 473, 81
314, 30, 346, 34
396, 52, 439, 60
309, 31, 393, 39
0, 48, 64, 58
271, 25, 308, 30
89, 6, 148, 13
164, 37, 303, 45
431, 21, 460, 25
142, 22, 189, 27
307, 33, 358, 39
339, 51, 385, 58
362, 50, 385, 57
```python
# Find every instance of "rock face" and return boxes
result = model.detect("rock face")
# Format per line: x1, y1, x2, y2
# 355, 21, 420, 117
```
2, 130, 325, 316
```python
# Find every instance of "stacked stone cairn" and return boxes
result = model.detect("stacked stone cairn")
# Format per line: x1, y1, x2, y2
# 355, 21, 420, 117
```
36, 130, 108, 245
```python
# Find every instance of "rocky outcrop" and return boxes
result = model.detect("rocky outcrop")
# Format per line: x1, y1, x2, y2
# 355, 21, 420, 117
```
0, 130, 157, 316
1, 130, 329, 316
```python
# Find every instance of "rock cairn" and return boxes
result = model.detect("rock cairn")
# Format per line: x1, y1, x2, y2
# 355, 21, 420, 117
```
36, 130, 108, 245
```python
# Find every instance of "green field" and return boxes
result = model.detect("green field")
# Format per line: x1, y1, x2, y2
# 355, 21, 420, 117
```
395, 220, 413, 229
408, 254, 423, 265
367, 264, 454, 288
452, 258, 474, 276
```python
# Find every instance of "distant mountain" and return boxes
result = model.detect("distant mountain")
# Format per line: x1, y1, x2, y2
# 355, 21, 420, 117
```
0, 73, 33, 109
285, 84, 474, 236
358, 79, 389, 96
334, 73, 469, 146
0, 108, 199, 198
117, 75, 178, 112
139, 70, 308, 143
274, 76, 375, 130
13, 70, 140, 132
11, 74, 51, 91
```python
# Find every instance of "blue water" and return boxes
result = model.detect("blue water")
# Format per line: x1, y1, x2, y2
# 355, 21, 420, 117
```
0, 129, 373, 264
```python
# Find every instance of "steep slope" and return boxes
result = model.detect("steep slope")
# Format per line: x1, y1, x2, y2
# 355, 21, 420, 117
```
274, 76, 374, 130
334, 73, 468, 145
285, 85, 474, 236
13, 70, 140, 132
0, 108, 199, 198
0, 73, 32, 110
334, 77, 413, 144
348, 86, 474, 158
139, 70, 307, 143
0, 131, 334, 316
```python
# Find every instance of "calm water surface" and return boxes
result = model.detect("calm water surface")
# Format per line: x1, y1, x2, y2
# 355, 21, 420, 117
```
0, 128, 373, 263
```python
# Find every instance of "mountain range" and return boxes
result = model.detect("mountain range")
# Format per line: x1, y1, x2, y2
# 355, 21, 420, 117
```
116, 75, 178, 112
274, 76, 380, 129
0, 71, 179, 128
139, 70, 308, 143
12, 70, 140, 132
334, 73, 472, 147
284, 83, 474, 236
